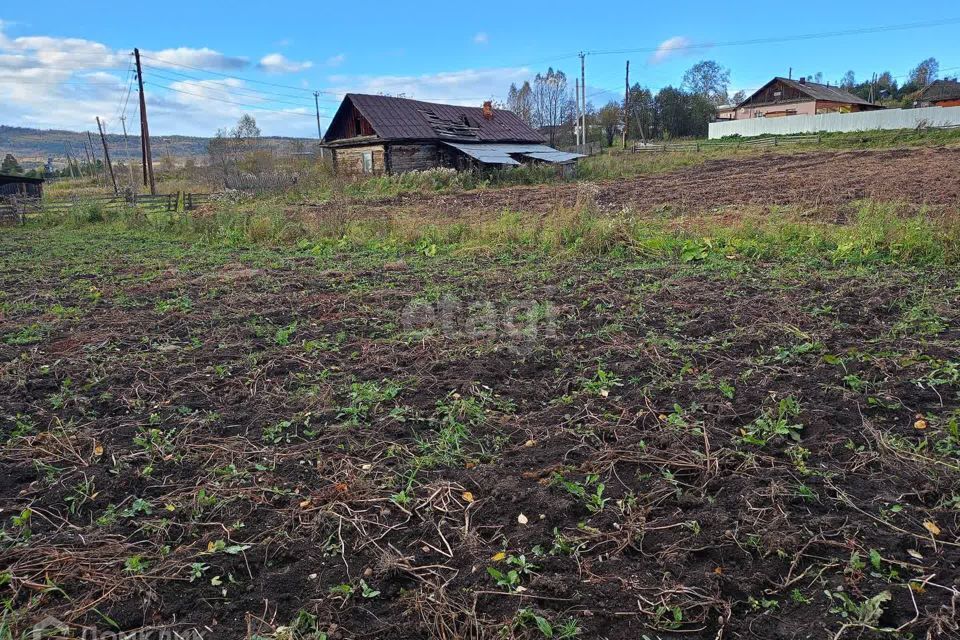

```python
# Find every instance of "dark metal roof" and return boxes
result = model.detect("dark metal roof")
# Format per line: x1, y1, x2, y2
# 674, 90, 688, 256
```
326, 94, 545, 144
0, 173, 44, 185
917, 79, 960, 103
739, 77, 879, 108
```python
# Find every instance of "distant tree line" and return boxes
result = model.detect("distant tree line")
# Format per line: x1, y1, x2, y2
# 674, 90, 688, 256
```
506, 59, 736, 145
506, 56, 949, 145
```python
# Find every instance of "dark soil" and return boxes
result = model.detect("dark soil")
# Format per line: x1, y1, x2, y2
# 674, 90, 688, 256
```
301, 146, 960, 221
1, 230, 959, 639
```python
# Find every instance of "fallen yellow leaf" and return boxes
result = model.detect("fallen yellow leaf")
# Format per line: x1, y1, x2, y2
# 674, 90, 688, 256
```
93, 442, 104, 456
923, 520, 941, 536
491, 551, 506, 562
206, 541, 216, 552
914, 418, 928, 430
461, 491, 475, 503
299, 498, 312, 508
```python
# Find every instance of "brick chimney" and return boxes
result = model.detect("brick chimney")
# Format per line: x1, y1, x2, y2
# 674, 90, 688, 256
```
482, 100, 493, 120
799, 77, 806, 85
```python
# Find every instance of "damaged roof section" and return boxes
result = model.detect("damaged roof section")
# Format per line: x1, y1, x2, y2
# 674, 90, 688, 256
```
443, 142, 583, 166
326, 94, 545, 144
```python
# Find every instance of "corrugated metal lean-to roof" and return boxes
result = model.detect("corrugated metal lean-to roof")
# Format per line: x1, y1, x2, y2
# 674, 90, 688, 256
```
443, 142, 584, 166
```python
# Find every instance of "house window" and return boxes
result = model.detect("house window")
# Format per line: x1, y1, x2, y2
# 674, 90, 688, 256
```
354, 118, 363, 136
361, 152, 373, 173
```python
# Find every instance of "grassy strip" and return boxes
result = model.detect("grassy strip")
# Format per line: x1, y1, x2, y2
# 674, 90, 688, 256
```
19, 197, 960, 268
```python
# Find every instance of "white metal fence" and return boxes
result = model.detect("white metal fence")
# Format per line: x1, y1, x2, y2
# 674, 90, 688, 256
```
709, 105, 960, 139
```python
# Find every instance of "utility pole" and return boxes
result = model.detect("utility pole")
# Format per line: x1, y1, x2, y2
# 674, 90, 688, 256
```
86, 131, 101, 185
64, 145, 77, 178
788, 67, 792, 80
81, 140, 91, 177
96, 117, 118, 194
314, 91, 325, 160
575, 78, 580, 149
119, 115, 137, 192
134, 48, 156, 195
580, 52, 587, 151
622, 60, 630, 149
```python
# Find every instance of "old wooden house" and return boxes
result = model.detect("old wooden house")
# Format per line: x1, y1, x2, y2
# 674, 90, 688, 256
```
0, 173, 44, 198
322, 94, 582, 174
733, 77, 884, 119
916, 79, 960, 107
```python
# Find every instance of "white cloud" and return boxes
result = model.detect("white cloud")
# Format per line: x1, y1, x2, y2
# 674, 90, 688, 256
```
146, 47, 248, 71
325, 53, 346, 67
473, 32, 489, 45
0, 22, 322, 137
258, 53, 313, 74
325, 66, 530, 105
650, 36, 693, 64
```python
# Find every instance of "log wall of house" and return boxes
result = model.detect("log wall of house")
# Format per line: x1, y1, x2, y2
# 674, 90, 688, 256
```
334, 144, 386, 174
386, 144, 464, 173
387, 144, 440, 173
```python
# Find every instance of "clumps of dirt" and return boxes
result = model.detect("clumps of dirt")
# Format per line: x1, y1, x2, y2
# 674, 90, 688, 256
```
1, 231, 959, 639
299, 146, 960, 222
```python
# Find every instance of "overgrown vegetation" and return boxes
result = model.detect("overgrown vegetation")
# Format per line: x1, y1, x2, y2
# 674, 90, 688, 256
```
2, 141, 959, 640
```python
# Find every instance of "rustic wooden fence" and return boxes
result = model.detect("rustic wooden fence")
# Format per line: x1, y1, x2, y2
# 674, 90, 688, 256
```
0, 192, 211, 225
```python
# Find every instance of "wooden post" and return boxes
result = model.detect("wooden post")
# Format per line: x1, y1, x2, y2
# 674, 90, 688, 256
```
120, 115, 137, 193
575, 78, 580, 152
622, 60, 629, 149
580, 52, 586, 150
96, 117, 119, 194
134, 48, 156, 195
86, 131, 101, 185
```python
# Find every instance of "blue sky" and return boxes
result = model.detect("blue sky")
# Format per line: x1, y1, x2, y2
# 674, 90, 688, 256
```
1, 1, 958, 137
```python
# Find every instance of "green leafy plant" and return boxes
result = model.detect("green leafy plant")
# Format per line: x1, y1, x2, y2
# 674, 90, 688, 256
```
274, 321, 298, 346
188, 562, 210, 582
123, 555, 149, 574
337, 379, 402, 424
581, 366, 623, 397
553, 473, 608, 514
738, 396, 803, 447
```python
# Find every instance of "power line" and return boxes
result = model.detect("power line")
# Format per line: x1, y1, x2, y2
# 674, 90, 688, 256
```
142, 64, 342, 104
144, 81, 322, 117
138, 53, 332, 94
143, 68, 334, 110
587, 17, 960, 56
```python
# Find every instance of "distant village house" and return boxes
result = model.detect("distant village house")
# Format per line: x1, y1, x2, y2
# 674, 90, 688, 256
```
0, 173, 43, 198
322, 94, 582, 174
915, 79, 960, 107
730, 77, 883, 120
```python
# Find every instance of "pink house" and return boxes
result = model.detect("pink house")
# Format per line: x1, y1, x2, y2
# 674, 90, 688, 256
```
732, 77, 884, 120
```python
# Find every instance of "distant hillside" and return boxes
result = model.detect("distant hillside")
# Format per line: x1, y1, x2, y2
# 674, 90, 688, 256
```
0, 125, 317, 168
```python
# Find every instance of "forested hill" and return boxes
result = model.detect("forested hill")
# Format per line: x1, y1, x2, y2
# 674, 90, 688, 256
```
0, 125, 315, 164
